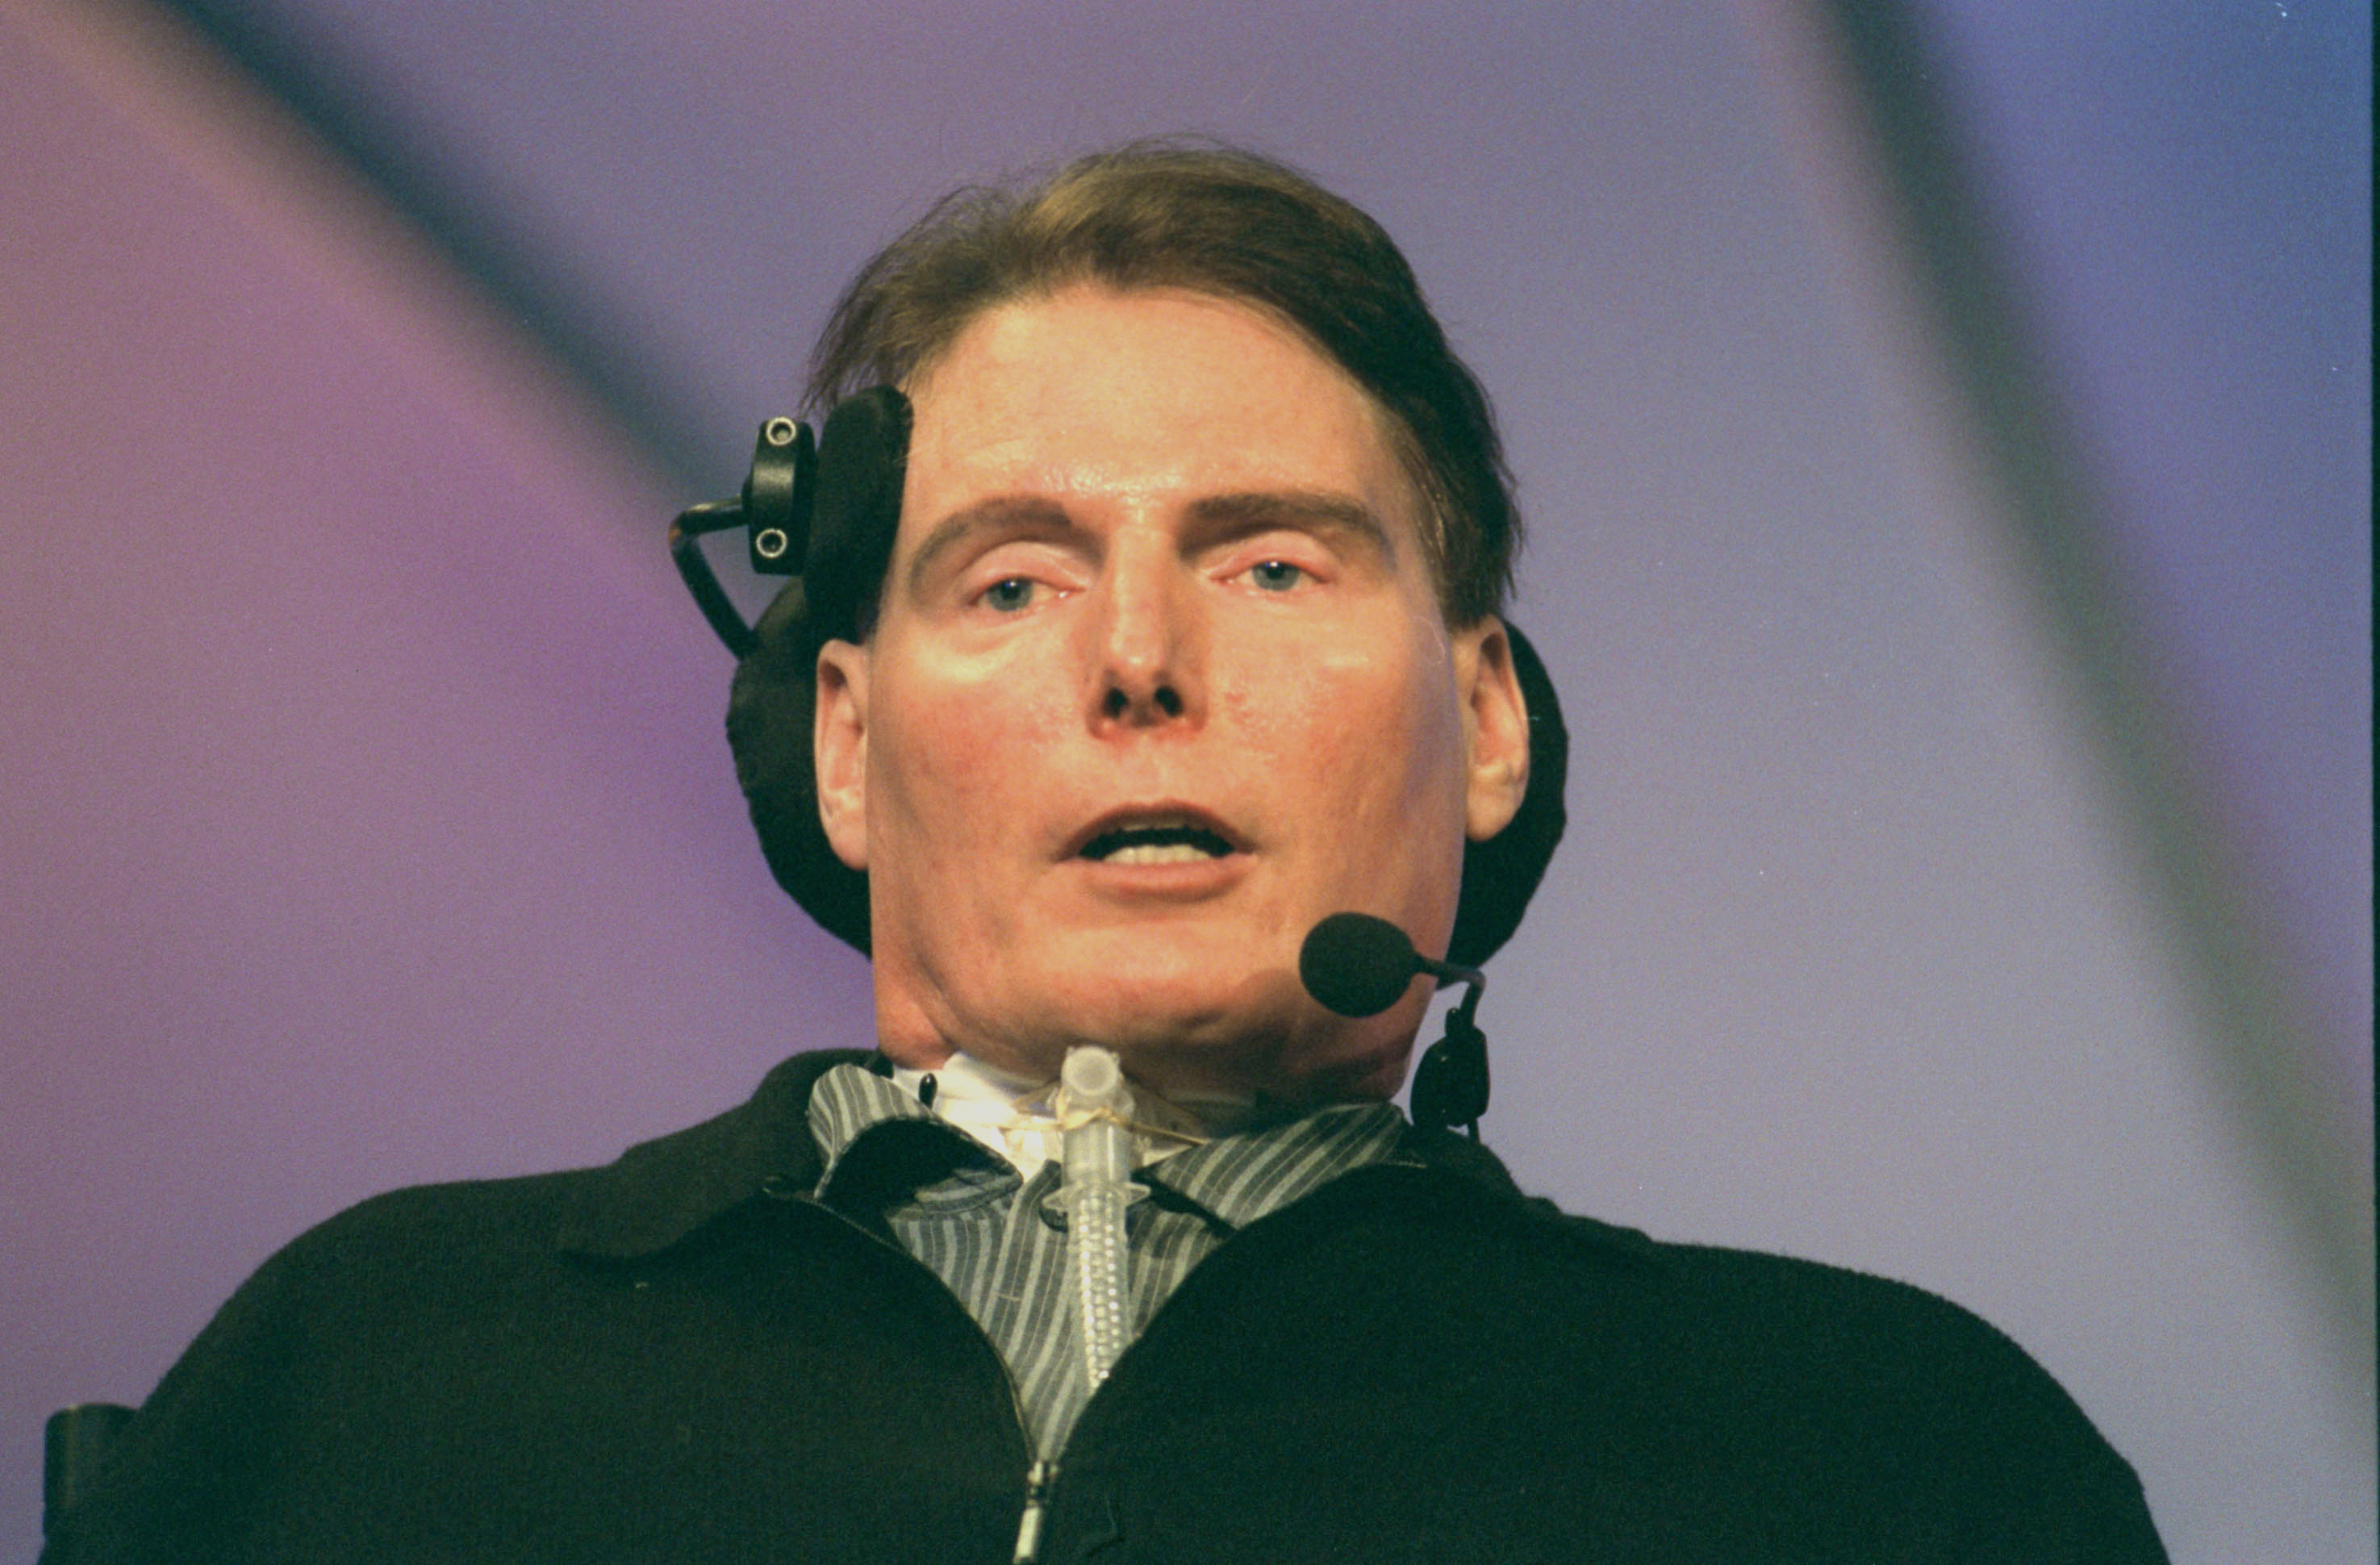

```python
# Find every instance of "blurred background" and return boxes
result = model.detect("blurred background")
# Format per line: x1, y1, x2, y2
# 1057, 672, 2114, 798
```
2, 1, 2368, 1559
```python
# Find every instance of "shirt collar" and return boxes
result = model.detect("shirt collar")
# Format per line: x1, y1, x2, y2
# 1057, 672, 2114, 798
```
553, 1048, 1593, 1263
879, 1052, 1215, 1179
1140, 1100, 1410, 1232
808, 1058, 942, 1175
809, 1056, 1413, 1237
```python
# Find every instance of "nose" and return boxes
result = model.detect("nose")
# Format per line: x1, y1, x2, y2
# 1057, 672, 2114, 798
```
1088, 537, 1201, 730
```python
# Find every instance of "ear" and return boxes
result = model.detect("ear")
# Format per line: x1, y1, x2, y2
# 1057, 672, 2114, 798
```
1455, 616, 1530, 842
813, 638, 871, 871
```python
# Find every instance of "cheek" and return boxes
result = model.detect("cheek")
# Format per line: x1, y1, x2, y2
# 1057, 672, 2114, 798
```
866, 657, 1068, 864
1224, 632, 1467, 823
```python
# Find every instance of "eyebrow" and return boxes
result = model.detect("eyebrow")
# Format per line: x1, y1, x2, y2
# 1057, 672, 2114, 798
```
902, 496, 1079, 599
1182, 490, 1398, 564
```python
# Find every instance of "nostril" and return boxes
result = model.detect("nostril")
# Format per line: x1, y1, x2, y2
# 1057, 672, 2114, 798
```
1100, 682, 1185, 721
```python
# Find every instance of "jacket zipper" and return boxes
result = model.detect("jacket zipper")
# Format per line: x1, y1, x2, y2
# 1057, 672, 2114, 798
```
1011, 1458, 1058, 1564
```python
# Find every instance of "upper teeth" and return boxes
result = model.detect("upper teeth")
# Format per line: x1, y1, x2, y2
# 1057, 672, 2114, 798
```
1104, 841, 1217, 865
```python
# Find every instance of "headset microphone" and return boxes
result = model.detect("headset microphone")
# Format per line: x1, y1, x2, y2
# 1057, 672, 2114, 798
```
1299, 912, 1426, 1019
1299, 913, 1493, 1141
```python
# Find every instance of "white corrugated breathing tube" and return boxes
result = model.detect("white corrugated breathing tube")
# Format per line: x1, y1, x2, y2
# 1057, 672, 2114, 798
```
1054, 1045, 1142, 1391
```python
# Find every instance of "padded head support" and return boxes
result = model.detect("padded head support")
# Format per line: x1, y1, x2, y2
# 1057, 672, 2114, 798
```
802, 388, 911, 643
717, 385, 1567, 966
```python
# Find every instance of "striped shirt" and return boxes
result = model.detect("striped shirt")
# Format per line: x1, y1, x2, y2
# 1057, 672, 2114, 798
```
807, 1062, 1409, 1457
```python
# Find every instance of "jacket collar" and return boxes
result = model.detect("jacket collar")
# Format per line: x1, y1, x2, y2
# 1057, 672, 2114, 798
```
1390, 1121, 1658, 1262
553, 1049, 875, 1260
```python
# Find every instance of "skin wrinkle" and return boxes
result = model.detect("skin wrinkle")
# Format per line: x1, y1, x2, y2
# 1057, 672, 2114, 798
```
814, 284, 1529, 1105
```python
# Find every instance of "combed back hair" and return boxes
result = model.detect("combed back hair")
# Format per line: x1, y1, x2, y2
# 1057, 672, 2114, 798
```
805, 141, 1519, 624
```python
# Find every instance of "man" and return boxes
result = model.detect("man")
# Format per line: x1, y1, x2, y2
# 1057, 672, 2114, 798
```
46, 144, 2165, 1563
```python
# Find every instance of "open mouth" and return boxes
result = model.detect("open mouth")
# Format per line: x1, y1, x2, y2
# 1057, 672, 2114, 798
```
1077, 816, 1240, 866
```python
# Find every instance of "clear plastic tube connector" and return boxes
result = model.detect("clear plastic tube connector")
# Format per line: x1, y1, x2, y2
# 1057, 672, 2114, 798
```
1055, 1045, 1141, 1390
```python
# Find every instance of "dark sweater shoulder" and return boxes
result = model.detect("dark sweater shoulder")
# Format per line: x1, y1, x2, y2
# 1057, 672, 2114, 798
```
268, 1162, 591, 1265
236, 1045, 861, 1292
125, 1166, 603, 1427
1512, 1196, 2120, 1433
1589, 1217, 2152, 1530
215, 1168, 582, 1337
1650, 1229, 2054, 1363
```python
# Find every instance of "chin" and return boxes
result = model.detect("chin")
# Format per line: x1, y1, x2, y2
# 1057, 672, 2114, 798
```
1037, 959, 1415, 1108
1041, 957, 1279, 1050
1050, 909, 1273, 991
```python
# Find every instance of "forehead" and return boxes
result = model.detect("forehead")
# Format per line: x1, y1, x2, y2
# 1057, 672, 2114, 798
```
897, 286, 1423, 536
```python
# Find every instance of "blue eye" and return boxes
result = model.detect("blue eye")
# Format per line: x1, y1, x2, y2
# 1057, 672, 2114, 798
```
981, 577, 1036, 611
1247, 560, 1305, 592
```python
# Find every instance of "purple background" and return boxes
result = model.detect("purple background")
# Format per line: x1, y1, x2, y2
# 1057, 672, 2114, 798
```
5, 2, 2369, 1559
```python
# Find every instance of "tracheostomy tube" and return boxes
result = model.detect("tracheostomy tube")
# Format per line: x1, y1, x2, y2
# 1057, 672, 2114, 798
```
1053, 1045, 1145, 1392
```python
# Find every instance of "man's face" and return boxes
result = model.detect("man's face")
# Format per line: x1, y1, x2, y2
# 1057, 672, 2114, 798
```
814, 285, 1526, 1103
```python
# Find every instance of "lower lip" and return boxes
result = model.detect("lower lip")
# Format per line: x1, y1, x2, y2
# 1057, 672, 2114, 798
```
1067, 850, 1251, 899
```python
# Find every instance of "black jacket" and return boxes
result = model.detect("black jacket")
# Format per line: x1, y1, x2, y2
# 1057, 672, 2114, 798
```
47, 1050, 2165, 1563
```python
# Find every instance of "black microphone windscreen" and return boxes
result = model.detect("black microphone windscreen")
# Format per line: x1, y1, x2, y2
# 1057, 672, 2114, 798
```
1299, 913, 1422, 1019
